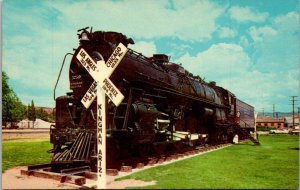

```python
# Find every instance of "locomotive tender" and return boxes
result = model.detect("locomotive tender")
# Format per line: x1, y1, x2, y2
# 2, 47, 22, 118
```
51, 27, 256, 169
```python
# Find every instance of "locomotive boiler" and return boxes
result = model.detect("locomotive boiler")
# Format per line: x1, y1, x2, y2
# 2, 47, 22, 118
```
51, 27, 258, 170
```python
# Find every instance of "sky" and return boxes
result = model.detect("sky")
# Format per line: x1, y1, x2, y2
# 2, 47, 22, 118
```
2, 0, 299, 113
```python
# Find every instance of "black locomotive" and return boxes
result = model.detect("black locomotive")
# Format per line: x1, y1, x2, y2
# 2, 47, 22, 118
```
51, 27, 257, 170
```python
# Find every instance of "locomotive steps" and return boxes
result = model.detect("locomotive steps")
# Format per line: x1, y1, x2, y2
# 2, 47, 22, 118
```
20, 142, 239, 187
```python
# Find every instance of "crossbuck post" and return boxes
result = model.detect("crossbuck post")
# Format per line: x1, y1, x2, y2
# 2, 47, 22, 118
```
96, 87, 106, 188
76, 43, 128, 188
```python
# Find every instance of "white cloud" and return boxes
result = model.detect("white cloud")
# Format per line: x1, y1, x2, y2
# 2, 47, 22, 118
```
176, 42, 297, 112
3, 1, 298, 112
239, 36, 250, 47
249, 26, 277, 42
274, 12, 298, 32
47, 0, 224, 41
217, 70, 295, 112
165, 43, 193, 60
177, 43, 251, 82
249, 11, 298, 73
218, 27, 237, 38
3, 3, 79, 106
3, 0, 224, 107
229, 6, 268, 23
3, 28, 73, 89
129, 41, 157, 57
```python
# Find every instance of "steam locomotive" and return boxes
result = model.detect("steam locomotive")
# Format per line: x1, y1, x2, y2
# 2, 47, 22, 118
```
50, 27, 256, 169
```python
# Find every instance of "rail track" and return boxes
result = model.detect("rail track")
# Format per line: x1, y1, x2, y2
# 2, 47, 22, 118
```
2, 129, 50, 140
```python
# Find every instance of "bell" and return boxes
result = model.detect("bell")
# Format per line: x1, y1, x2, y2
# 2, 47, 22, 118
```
80, 32, 89, 41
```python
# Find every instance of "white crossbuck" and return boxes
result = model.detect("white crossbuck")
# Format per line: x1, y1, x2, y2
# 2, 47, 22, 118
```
76, 43, 128, 188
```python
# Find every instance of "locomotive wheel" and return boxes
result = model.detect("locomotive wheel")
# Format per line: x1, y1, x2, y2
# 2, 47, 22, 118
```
173, 141, 185, 151
218, 131, 228, 144
137, 143, 154, 157
153, 143, 166, 155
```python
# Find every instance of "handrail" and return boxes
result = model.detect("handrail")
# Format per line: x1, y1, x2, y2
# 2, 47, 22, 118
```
239, 119, 251, 128
53, 53, 73, 100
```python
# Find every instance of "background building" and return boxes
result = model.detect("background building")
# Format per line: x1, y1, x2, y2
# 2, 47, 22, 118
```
284, 116, 299, 128
256, 115, 285, 129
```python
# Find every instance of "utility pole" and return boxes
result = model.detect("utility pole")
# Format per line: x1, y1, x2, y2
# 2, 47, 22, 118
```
273, 104, 275, 118
290, 96, 298, 129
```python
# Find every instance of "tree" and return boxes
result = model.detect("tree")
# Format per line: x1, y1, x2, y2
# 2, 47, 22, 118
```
35, 107, 55, 122
2, 72, 26, 128
36, 107, 48, 121
28, 100, 36, 127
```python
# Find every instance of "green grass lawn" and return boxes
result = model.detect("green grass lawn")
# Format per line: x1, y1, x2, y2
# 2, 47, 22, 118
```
2, 135, 299, 188
2, 139, 52, 172
118, 134, 299, 189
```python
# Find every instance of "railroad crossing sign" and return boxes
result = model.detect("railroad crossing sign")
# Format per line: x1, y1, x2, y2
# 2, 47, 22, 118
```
76, 43, 128, 188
